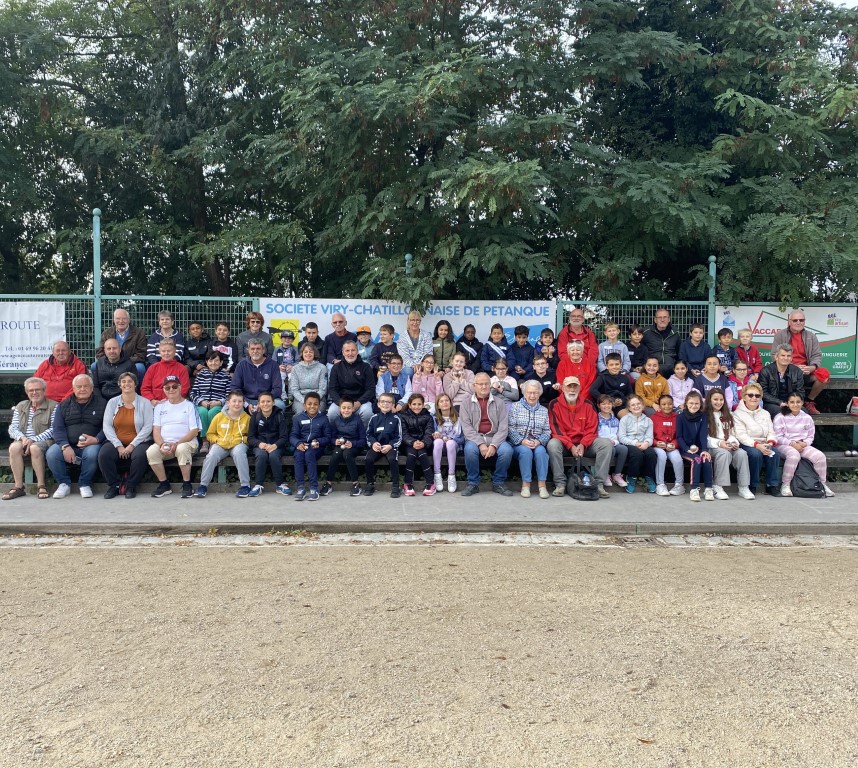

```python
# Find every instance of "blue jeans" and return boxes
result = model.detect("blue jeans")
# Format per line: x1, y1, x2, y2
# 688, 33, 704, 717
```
513, 444, 549, 483
464, 440, 513, 485
46, 442, 101, 487
740, 444, 780, 491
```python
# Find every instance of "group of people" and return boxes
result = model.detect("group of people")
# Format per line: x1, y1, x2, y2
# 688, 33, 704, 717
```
3, 306, 834, 502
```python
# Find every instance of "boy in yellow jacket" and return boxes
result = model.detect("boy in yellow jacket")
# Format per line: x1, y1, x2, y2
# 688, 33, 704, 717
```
194, 390, 251, 498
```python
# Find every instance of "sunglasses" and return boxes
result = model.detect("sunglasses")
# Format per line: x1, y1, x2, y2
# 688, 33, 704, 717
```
745, 393, 761, 399
163, 383, 179, 390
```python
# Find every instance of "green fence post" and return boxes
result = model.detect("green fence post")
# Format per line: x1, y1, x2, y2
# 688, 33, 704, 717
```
92, 209, 102, 347
707, 254, 717, 342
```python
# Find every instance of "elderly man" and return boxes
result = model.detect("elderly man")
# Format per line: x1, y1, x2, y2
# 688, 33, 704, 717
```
771, 311, 827, 415
3, 377, 57, 501
547, 376, 613, 498
232, 340, 283, 409
92, 338, 136, 400
95, 308, 147, 379
327, 340, 375, 426
459, 372, 514, 496
35, 340, 86, 403
557, 306, 598, 366
642, 308, 681, 377
758, 344, 805, 418
45, 374, 107, 499
141, 338, 190, 405
324, 312, 358, 368
397, 310, 434, 378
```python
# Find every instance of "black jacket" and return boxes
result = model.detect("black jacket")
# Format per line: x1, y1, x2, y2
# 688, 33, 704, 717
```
92, 354, 136, 399
758, 362, 805, 409
248, 408, 290, 450
328, 358, 375, 405
642, 324, 681, 376
398, 409, 434, 448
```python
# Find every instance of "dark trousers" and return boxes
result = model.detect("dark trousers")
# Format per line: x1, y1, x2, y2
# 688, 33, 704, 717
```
253, 447, 284, 485
681, 451, 713, 487
625, 445, 657, 480
365, 448, 399, 486
326, 446, 360, 483
404, 447, 433, 485
293, 447, 323, 489
98, 442, 152, 490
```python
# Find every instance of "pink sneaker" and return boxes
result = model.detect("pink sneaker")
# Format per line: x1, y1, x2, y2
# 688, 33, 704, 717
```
612, 473, 628, 487
603, 475, 613, 487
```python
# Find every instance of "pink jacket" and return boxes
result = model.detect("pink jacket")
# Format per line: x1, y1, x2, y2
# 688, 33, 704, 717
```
411, 372, 444, 404
773, 411, 815, 446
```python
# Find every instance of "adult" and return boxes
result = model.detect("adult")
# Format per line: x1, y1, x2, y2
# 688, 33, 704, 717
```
508, 380, 551, 498
98, 372, 154, 499
773, 393, 834, 498
556, 340, 596, 399
146, 375, 201, 499
141, 338, 190, 405
289, 342, 329, 414
771, 310, 827, 415
146, 309, 186, 364
546, 376, 613, 498
92, 338, 136, 400
758, 344, 805, 418
557, 307, 598, 366
3, 377, 57, 501
642, 308, 681, 377
458, 372, 514, 496
327, 340, 375, 426
45, 374, 107, 499
184, 320, 211, 379
95, 308, 147, 379
232, 340, 283, 409
732, 382, 781, 497
397, 310, 434, 378
35, 340, 86, 403
210, 321, 240, 372
324, 312, 358, 368
236, 311, 274, 361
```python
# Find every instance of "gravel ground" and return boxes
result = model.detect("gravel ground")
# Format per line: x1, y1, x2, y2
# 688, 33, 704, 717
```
1, 546, 856, 767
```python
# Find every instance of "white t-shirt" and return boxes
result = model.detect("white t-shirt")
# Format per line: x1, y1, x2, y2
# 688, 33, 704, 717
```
154, 399, 201, 443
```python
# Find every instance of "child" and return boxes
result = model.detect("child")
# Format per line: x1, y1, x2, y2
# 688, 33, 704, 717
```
456, 324, 484, 374
678, 324, 712, 377
589, 352, 632, 415
443, 352, 475, 409
650, 394, 685, 496
247, 391, 291, 496
635, 357, 669, 415
190, 350, 232, 452
728, 362, 751, 410
773, 392, 834, 498
523, 355, 559, 407
376, 354, 412, 411
364, 392, 403, 498
432, 320, 457, 373
735, 329, 762, 379
676, 391, 714, 502
399, 393, 437, 496
432, 393, 463, 492
627, 325, 647, 379
693, 355, 735, 410
537, 328, 560, 368
668, 360, 693, 411
297, 322, 325, 360
714, 327, 738, 375
369, 324, 399, 374
704, 389, 753, 499
617, 394, 658, 493
355, 325, 375, 364
480, 323, 509, 373
411, 353, 444, 414
209, 321, 239, 373
490, 358, 520, 406
184, 321, 211, 379
597, 322, 631, 373
321, 397, 367, 497
596, 394, 628, 487
194, 390, 251, 498
289, 391, 331, 501
273, 329, 298, 392
506, 325, 536, 381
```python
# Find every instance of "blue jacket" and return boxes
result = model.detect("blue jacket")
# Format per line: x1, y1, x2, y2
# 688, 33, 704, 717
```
232, 357, 282, 400
329, 412, 367, 450
506, 343, 536, 380
679, 339, 712, 372
676, 411, 708, 454
714, 345, 738, 373
481, 339, 509, 374
289, 410, 331, 448
365, 412, 402, 448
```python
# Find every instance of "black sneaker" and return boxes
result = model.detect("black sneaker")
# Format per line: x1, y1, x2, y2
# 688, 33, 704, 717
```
765, 485, 781, 497
103, 486, 120, 500
349, 483, 362, 497
124, 487, 137, 499
492, 484, 513, 497
363, 484, 375, 497
181, 482, 194, 499
461, 484, 480, 497
320, 481, 333, 496
390, 486, 401, 498
151, 481, 172, 498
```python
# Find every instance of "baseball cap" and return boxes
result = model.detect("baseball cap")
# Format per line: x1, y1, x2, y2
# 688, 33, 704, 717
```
562, 376, 581, 387
162, 375, 181, 386
280, 329, 295, 339
356, 325, 371, 334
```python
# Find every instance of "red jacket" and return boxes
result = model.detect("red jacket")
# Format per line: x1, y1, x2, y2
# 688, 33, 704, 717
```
547, 396, 597, 449
34, 353, 86, 403
735, 344, 763, 375
141, 360, 190, 401
650, 411, 678, 444
557, 325, 598, 366
555, 358, 596, 400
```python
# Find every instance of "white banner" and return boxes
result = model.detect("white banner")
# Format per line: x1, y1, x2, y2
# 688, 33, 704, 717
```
259, 299, 556, 345
0, 302, 66, 371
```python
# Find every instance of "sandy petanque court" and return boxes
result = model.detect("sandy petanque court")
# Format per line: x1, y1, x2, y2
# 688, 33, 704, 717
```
0, 544, 856, 767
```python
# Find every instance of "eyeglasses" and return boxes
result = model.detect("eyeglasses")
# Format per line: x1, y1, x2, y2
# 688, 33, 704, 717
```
332, 320, 345, 325
163, 384, 179, 390
249, 320, 262, 324
744, 393, 761, 399
790, 318, 805, 323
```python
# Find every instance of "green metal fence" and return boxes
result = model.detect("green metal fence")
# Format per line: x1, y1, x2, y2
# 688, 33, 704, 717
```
556, 301, 710, 340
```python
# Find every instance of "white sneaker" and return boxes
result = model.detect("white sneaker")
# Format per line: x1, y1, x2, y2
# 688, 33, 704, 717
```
823, 484, 835, 497
79, 486, 93, 499
713, 485, 729, 500
703, 487, 715, 501
780, 484, 793, 497
690, 488, 701, 502
669, 484, 685, 496
53, 483, 71, 499
738, 486, 756, 500
434, 473, 443, 492
447, 476, 457, 493
655, 483, 670, 496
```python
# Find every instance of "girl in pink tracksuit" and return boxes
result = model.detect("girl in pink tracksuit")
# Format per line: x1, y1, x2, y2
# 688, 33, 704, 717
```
772, 393, 834, 497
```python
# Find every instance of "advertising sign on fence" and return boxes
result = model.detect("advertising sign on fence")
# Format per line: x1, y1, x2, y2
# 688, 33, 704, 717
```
259, 298, 556, 346
0, 302, 66, 372
717, 305, 857, 376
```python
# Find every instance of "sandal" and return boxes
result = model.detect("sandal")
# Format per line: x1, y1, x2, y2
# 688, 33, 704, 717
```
2, 487, 26, 501
37, 486, 50, 500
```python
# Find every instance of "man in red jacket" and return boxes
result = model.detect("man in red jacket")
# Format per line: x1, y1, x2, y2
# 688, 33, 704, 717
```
546, 376, 612, 498
557, 307, 598, 366
34, 341, 86, 403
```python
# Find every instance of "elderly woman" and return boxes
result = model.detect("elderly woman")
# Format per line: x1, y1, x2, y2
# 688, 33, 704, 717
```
733, 381, 781, 497
98, 372, 155, 499
3, 377, 57, 500
397, 310, 434, 379
556, 340, 596, 398
508, 379, 551, 498
288, 342, 328, 414
236, 311, 274, 361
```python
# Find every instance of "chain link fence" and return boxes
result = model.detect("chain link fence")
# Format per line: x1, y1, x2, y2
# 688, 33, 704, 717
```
557, 301, 710, 339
